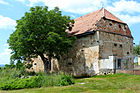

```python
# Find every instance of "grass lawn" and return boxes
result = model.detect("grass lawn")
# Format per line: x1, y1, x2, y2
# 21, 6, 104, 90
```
0, 73, 140, 93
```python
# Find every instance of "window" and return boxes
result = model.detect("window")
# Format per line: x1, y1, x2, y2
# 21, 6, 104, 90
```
97, 40, 99, 43
117, 59, 121, 69
114, 43, 117, 47
109, 23, 112, 26
124, 25, 127, 29
119, 24, 121, 28
127, 52, 129, 55
68, 63, 72, 65
120, 44, 122, 48
34, 63, 37, 65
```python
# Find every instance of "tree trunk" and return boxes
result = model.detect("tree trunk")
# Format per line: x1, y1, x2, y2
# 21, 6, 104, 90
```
48, 56, 51, 71
39, 54, 49, 73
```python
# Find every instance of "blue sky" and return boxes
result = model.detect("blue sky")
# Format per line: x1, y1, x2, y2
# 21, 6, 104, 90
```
0, 0, 140, 64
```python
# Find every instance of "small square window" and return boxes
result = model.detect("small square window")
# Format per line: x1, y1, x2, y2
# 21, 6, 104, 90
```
114, 43, 117, 47
68, 63, 72, 65
109, 23, 112, 26
124, 26, 127, 29
127, 52, 129, 54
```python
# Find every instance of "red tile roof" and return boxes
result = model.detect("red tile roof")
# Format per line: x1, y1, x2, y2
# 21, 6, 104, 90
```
68, 8, 132, 38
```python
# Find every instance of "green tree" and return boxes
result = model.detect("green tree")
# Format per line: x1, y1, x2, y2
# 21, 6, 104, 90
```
133, 44, 140, 55
8, 6, 75, 72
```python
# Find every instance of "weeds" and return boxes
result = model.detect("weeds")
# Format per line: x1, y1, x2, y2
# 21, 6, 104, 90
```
0, 69, 74, 90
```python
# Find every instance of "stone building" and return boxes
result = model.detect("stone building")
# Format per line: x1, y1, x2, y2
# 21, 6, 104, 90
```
31, 8, 133, 77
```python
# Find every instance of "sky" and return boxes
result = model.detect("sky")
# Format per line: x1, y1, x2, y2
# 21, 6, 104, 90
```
0, 0, 140, 64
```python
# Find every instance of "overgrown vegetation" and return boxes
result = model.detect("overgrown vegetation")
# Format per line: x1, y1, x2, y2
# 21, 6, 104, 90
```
0, 73, 140, 93
0, 67, 74, 90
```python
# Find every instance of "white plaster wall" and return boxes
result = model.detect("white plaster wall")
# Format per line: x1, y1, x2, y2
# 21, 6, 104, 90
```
100, 56, 114, 69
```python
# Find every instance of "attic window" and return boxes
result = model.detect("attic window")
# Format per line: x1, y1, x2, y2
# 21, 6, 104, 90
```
124, 25, 127, 29
109, 23, 112, 26
119, 24, 121, 28
114, 43, 117, 47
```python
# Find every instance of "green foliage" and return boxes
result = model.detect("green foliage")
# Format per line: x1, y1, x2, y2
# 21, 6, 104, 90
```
58, 74, 74, 86
0, 69, 74, 90
133, 44, 140, 55
40, 73, 74, 87
0, 76, 43, 90
25, 63, 32, 69
134, 62, 138, 65
8, 6, 76, 69
0, 74, 139, 93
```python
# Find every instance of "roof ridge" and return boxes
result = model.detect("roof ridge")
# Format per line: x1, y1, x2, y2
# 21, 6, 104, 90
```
102, 8, 105, 17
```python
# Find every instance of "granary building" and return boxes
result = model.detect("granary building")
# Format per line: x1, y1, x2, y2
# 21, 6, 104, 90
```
31, 8, 133, 77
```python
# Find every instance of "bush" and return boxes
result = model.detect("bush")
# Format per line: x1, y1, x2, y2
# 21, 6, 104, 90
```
0, 76, 43, 90
58, 74, 74, 86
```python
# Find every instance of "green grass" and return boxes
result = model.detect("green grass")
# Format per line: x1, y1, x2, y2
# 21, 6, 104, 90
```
0, 73, 140, 93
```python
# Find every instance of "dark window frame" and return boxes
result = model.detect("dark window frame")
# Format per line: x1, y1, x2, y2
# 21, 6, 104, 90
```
117, 59, 121, 69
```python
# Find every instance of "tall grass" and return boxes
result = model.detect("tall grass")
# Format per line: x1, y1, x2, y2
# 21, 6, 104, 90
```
0, 68, 22, 82
0, 68, 74, 90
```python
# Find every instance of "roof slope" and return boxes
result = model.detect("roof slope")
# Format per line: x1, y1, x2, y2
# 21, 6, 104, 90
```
68, 8, 132, 38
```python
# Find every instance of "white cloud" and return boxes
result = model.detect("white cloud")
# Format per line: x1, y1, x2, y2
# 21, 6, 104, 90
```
3, 43, 9, 47
16, 0, 26, 4
116, 14, 140, 25
0, 48, 11, 57
16, 0, 25, 2
16, 0, 140, 25
28, 0, 108, 14
70, 14, 76, 19
0, 48, 11, 64
107, 0, 140, 14
0, 0, 9, 5
0, 15, 16, 30
106, 0, 140, 25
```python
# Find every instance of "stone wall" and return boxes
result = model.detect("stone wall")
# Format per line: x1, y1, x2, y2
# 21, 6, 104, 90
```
96, 18, 133, 73
57, 32, 100, 77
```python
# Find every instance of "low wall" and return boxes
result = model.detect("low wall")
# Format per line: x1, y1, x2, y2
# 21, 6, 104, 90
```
116, 70, 133, 74
133, 70, 140, 75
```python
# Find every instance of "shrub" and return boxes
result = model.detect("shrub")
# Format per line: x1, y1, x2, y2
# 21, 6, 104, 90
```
58, 74, 74, 86
0, 76, 43, 90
